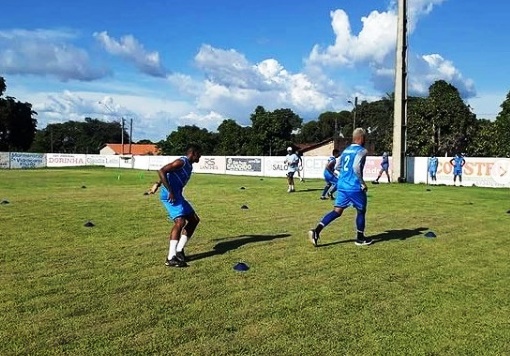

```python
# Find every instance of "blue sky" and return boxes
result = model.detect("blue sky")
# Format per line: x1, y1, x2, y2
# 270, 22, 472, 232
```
1, 0, 508, 142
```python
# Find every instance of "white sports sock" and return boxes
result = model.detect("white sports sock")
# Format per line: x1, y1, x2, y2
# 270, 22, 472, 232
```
176, 235, 188, 252
168, 240, 178, 260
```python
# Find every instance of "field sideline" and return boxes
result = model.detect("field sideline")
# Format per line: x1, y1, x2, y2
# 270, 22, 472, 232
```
1, 168, 509, 355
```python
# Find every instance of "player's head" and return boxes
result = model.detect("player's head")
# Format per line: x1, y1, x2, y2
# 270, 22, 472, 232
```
332, 148, 340, 157
287, 146, 293, 154
383, 152, 388, 157
185, 144, 201, 163
352, 128, 366, 146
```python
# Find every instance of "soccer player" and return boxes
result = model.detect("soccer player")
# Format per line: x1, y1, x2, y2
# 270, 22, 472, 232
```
153, 145, 201, 267
374, 152, 390, 183
449, 152, 466, 186
428, 153, 439, 184
284, 147, 300, 192
308, 128, 372, 247
320, 149, 340, 200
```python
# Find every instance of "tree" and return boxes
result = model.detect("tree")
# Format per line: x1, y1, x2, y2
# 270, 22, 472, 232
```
0, 77, 38, 151
494, 91, 510, 157
158, 125, 218, 155
246, 106, 302, 155
30, 118, 128, 153
469, 119, 499, 157
216, 119, 250, 155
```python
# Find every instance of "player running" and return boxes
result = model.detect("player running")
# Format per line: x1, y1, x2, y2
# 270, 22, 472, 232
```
320, 149, 340, 200
308, 128, 372, 247
151, 145, 201, 267
373, 152, 390, 183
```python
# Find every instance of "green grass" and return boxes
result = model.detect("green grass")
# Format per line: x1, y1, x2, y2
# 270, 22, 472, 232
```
1, 168, 509, 355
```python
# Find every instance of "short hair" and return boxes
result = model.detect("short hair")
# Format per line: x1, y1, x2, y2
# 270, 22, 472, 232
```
186, 144, 201, 154
332, 149, 340, 155
352, 128, 366, 141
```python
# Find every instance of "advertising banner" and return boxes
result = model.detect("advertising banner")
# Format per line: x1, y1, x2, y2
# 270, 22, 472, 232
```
263, 156, 288, 177
225, 157, 263, 176
194, 156, 226, 174
47, 153, 87, 167
86, 155, 108, 166
9, 152, 46, 169
0, 152, 9, 169
432, 157, 510, 188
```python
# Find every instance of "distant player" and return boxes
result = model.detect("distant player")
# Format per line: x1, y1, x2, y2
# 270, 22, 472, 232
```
152, 144, 201, 267
320, 149, 340, 200
374, 152, 390, 183
428, 153, 439, 183
449, 153, 466, 186
308, 128, 372, 247
284, 147, 300, 192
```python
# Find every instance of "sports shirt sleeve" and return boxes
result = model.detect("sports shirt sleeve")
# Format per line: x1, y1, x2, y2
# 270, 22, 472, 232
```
353, 148, 368, 186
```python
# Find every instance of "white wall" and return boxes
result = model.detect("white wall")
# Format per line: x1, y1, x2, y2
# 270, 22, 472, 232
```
2, 152, 509, 188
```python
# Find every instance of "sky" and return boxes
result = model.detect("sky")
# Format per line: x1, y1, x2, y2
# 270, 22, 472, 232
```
1, 0, 508, 142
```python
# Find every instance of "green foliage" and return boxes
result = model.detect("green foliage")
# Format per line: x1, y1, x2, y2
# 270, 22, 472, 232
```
158, 125, 218, 155
246, 106, 302, 155
1, 169, 510, 355
494, 91, 510, 157
216, 119, 250, 155
30, 118, 128, 154
0, 77, 38, 151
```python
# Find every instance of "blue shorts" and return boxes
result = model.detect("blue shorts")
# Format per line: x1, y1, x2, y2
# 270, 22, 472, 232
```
324, 171, 338, 185
335, 190, 367, 211
160, 186, 195, 220
380, 165, 389, 172
454, 169, 462, 176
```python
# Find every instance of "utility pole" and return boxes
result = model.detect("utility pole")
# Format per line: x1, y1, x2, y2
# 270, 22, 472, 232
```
129, 118, 133, 154
391, 0, 408, 183
121, 118, 125, 155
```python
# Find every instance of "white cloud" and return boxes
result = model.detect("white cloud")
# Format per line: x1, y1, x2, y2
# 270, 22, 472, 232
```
94, 31, 167, 77
0, 29, 109, 81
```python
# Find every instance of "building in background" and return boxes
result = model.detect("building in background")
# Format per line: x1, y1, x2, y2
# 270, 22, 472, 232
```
100, 143, 159, 156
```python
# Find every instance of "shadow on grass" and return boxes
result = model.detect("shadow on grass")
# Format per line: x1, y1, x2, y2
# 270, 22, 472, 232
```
291, 188, 324, 193
188, 233, 291, 261
318, 227, 429, 247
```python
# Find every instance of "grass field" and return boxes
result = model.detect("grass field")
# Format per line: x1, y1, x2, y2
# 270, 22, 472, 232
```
1, 167, 509, 355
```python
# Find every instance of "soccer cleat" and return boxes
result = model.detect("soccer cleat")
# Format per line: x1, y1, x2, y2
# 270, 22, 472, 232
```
308, 229, 319, 247
355, 238, 373, 246
175, 249, 187, 262
320, 196, 327, 200
165, 256, 188, 268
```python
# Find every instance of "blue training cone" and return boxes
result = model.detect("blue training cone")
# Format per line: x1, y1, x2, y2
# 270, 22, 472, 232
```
233, 262, 249, 272
424, 231, 436, 238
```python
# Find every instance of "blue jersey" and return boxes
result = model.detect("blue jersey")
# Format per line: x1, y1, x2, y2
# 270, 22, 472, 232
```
453, 156, 465, 170
166, 156, 193, 190
336, 144, 367, 191
429, 157, 438, 171
324, 156, 336, 174
381, 155, 389, 168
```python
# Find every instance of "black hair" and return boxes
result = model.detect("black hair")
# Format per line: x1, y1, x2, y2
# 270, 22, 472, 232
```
186, 144, 201, 154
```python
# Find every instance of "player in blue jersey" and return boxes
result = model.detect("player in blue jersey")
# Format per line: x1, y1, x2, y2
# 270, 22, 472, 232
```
284, 147, 300, 192
374, 152, 390, 183
151, 145, 201, 267
449, 153, 466, 186
320, 149, 340, 200
428, 153, 439, 183
308, 128, 372, 246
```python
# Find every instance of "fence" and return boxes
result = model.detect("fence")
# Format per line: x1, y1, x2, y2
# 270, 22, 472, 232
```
1, 152, 509, 188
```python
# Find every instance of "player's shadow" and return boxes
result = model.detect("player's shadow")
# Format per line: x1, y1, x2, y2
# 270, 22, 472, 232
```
370, 227, 429, 244
292, 188, 324, 193
188, 233, 291, 261
318, 227, 428, 247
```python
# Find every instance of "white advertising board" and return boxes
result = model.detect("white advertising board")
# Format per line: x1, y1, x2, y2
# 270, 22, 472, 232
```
9, 152, 46, 169
0, 152, 9, 169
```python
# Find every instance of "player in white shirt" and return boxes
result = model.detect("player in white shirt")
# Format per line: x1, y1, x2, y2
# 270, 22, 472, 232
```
284, 147, 300, 192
